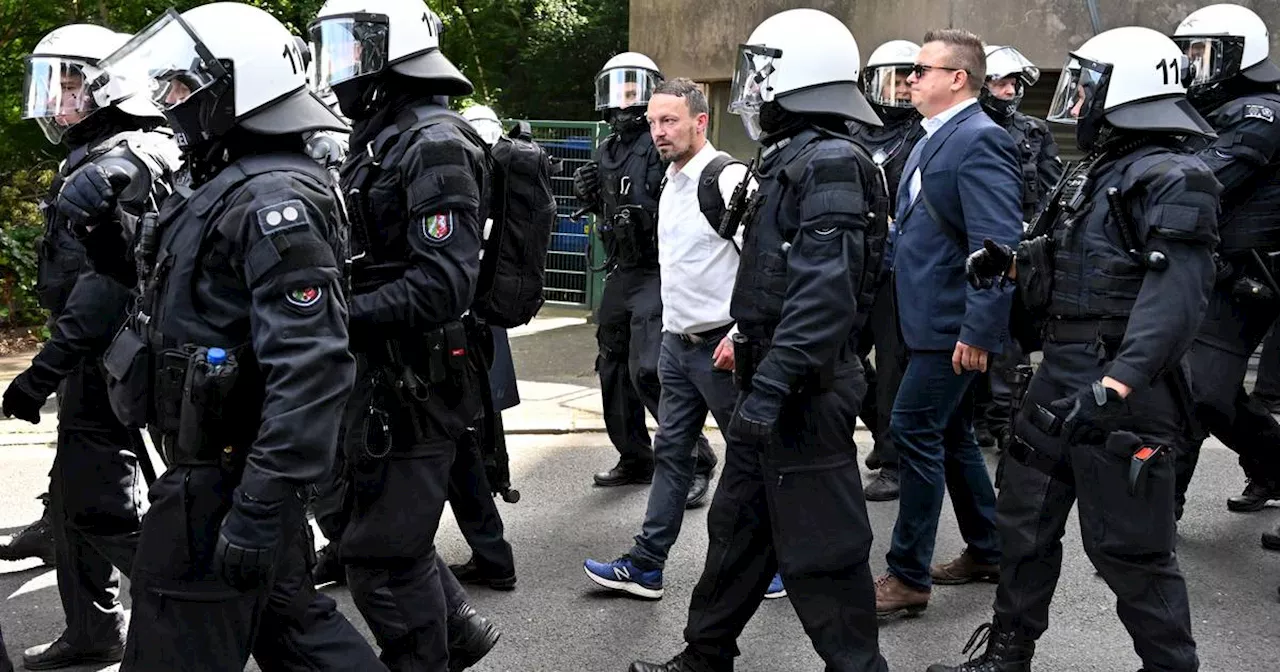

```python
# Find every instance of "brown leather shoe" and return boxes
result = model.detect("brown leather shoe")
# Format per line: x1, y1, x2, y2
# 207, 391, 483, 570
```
874, 573, 929, 618
931, 549, 1000, 585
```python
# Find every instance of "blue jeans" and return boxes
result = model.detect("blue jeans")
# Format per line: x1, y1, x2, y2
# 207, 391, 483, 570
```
629, 330, 737, 569
886, 350, 1000, 590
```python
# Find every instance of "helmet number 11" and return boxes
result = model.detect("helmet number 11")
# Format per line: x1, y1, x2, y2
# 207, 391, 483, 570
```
1156, 58, 1181, 86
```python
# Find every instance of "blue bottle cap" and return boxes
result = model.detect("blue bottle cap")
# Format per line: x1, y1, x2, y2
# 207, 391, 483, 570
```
207, 347, 227, 366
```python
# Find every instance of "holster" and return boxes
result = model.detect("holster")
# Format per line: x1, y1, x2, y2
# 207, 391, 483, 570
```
1010, 400, 1075, 483
731, 334, 834, 396
373, 321, 480, 445
611, 205, 658, 267
155, 344, 249, 471
102, 324, 152, 429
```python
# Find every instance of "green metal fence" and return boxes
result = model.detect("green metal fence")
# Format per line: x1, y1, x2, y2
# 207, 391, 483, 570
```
505, 119, 609, 311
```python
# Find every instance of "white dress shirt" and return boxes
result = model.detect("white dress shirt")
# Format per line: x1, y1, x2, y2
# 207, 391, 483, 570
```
658, 141, 751, 335
908, 97, 980, 203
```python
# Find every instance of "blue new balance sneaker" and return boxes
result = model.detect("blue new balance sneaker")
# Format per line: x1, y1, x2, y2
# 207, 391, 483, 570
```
584, 556, 664, 599
765, 573, 787, 599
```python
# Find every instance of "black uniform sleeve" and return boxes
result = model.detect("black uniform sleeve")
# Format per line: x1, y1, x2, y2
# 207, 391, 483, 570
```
1104, 158, 1221, 389
753, 142, 869, 393
350, 126, 484, 332
17, 271, 132, 398
229, 175, 355, 502
1197, 101, 1280, 198
1034, 125, 1064, 216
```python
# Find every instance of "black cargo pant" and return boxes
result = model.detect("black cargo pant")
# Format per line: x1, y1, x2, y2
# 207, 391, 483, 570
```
993, 341, 1197, 672
122, 465, 382, 671
339, 355, 469, 671
50, 361, 147, 651
680, 360, 888, 672
1178, 286, 1280, 503
447, 416, 515, 576
0, 619, 11, 672
597, 266, 715, 475
856, 280, 905, 467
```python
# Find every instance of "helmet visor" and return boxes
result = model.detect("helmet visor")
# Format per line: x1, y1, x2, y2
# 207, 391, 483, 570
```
1171, 35, 1245, 89
22, 56, 102, 143
309, 14, 390, 90
985, 46, 1040, 85
594, 66, 661, 111
1046, 56, 1109, 124
861, 65, 914, 108
94, 9, 229, 113
728, 43, 781, 116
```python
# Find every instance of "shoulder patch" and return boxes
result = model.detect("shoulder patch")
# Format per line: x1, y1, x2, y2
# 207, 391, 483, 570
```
421, 212, 455, 245
285, 285, 323, 309
256, 199, 310, 236
1244, 104, 1275, 123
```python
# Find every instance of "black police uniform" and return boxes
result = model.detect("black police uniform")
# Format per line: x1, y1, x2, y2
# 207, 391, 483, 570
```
986, 142, 1217, 672
8, 128, 174, 660
587, 126, 716, 481
973, 111, 1063, 446
668, 125, 890, 672
1175, 91, 1280, 507
847, 114, 924, 476
336, 97, 490, 669
84, 144, 382, 670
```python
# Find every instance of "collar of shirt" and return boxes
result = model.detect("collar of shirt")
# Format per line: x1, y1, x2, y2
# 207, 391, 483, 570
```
920, 97, 978, 139
665, 140, 721, 186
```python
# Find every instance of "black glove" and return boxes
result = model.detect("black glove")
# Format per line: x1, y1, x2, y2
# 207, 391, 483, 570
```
966, 238, 1015, 289
213, 489, 291, 591
1046, 381, 1131, 445
57, 162, 128, 234
2, 374, 46, 424
728, 387, 784, 447
573, 162, 600, 207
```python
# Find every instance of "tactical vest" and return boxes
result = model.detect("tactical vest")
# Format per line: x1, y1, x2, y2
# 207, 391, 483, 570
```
340, 104, 490, 294
1047, 145, 1168, 320
105, 153, 343, 464
848, 119, 924, 206
732, 128, 890, 342
596, 131, 664, 269
1209, 92, 1280, 254
1008, 114, 1049, 223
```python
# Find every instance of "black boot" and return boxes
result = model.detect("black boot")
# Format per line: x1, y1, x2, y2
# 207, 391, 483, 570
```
449, 556, 517, 591
1262, 522, 1280, 551
974, 423, 997, 449
864, 467, 900, 502
447, 602, 500, 672
0, 495, 54, 565
594, 461, 654, 487
1226, 479, 1280, 512
926, 622, 1034, 672
312, 543, 346, 587
629, 650, 727, 672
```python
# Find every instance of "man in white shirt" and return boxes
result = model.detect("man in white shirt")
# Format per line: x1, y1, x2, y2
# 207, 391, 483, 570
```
584, 78, 760, 600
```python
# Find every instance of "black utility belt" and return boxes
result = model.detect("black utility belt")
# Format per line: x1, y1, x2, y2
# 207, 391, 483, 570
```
1042, 318, 1128, 344
368, 321, 471, 389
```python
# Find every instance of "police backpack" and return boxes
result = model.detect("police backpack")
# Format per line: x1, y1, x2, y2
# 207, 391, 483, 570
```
475, 121, 559, 328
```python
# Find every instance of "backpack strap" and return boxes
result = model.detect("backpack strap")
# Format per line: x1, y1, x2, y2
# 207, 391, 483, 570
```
697, 152, 743, 239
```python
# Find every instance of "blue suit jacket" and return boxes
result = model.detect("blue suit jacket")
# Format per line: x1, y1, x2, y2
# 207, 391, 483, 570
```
891, 102, 1024, 354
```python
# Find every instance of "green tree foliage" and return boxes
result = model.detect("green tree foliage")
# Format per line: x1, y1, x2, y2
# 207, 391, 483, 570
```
0, 0, 624, 327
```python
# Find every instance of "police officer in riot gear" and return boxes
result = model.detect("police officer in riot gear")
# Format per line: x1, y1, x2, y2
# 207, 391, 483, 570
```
74, 4, 384, 669
631, 9, 890, 672
933, 26, 1218, 672
848, 39, 926, 502
971, 45, 1064, 453
311, 0, 500, 667
6, 23, 177, 671
573, 52, 718, 499
1168, 3, 1280, 527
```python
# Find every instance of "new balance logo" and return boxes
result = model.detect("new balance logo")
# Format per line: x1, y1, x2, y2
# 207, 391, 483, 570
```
613, 566, 632, 582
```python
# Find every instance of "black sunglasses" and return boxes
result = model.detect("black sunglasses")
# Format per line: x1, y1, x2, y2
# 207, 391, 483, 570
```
909, 64, 966, 78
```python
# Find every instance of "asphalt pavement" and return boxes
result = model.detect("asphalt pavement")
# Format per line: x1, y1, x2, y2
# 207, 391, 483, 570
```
0, 311, 1277, 671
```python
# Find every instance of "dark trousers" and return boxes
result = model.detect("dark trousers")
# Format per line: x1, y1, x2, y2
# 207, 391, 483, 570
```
886, 351, 1000, 590
339, 358, 460, 671
0, 619, 12, 672
447, 418, 515, 576
994, 342, 1196, 672
122, 467, 382, 671
857, 281, 906, 468
597, 267, 716, 475
629, 330, 737, 570
682, 363, 888, 672
1253, 322, 1280, 404
973, 340, 1027, 435
1178, 289, 1280, 502
51, 362, 147, 650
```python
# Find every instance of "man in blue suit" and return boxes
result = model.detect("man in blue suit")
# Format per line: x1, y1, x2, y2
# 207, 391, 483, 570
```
874, 28, 1024, 617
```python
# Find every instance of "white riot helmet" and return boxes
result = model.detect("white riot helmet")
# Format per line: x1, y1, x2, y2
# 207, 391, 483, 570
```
595, 52, 662, 112
462, 104, 503, 146
729, 8, 880, 141
980, 46, 1039, 121
1173, 3, 1280, 105
861, 40, 920, 111
22, 24, 162, 145
92, 3, 345, 150
1047, 26, 1215, 151
310, 0, 471, 101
